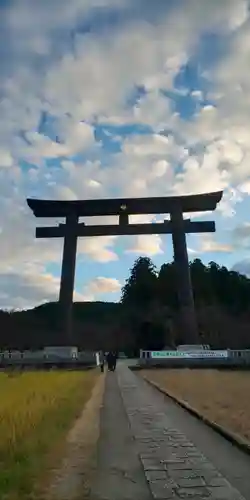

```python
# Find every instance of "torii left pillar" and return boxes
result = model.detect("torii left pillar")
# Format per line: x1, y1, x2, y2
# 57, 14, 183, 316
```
59, 213, 78, 344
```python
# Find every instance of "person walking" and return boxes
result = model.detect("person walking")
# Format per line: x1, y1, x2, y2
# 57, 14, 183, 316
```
106, 351, 113, 371
99, 351, 105, 372
111, 351, 118, 371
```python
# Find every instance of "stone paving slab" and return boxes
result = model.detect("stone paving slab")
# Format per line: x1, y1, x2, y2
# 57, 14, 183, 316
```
117, 363, 246, 500
90, 370, 152, 500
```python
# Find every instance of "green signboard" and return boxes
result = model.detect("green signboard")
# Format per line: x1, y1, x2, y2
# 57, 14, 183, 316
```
151, 351, 186, 358
151, 350, 228, 359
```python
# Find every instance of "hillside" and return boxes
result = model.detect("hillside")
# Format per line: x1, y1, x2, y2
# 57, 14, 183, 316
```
0, 301, 122, 350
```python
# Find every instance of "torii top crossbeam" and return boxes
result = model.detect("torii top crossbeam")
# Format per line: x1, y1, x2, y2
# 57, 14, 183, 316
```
27, 191, 223, 218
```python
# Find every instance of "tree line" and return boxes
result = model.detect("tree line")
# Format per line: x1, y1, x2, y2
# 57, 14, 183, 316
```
120, 257, 250, 352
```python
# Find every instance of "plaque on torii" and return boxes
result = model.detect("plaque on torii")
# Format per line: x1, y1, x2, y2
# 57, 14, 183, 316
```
27, 191, 223, 345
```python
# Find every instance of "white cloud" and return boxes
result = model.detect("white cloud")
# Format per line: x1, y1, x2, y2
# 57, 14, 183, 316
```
239, 181, 250, 194
0, 0, 250, 307
173, 149, 230, 196
122, 133, 170, 157
133, 91, 173, 129
232, 222, 250, 244
54, 186, 78, 200
82, 276, 121, 302
151, 160, 170, 178
16, 121, 95, 164
57, 120, 95, 155
87, 277, 121, 294
78, 236, 118, 263
187, 247, 198, 255
7, 0, 240, 147
0, 150, 13, 168
216, 189, 243, 218
25, 132, 70, 159
127, 234, 163, 256
0, 266, 84, 310
59, 160, 105, 200
190, 234, 234, 255
86, 179, 102, 189
200, 235, 233, 254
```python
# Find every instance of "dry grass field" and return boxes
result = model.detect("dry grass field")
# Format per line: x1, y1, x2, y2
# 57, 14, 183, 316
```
0, 369, 99, 500
141, 369, 250, 443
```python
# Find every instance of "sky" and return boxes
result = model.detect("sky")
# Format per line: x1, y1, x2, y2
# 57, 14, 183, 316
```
1, 0, 250, 309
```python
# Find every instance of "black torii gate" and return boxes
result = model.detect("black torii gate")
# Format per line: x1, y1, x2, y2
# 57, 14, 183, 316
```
27, 191, 223, 345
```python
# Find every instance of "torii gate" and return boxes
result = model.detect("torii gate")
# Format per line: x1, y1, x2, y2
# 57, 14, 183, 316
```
27, 191, 223, 345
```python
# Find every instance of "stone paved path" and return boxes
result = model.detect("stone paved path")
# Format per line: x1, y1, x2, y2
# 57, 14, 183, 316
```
90, 366, 152, 500
91, 363, 249, 499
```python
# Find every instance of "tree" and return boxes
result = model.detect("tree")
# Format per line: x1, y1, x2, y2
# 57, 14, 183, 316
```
136, 320, 166, 351
121, 257, 158, 308
158, 262, 178, 309
120, 257, 165, 352
190, 259, 213, 305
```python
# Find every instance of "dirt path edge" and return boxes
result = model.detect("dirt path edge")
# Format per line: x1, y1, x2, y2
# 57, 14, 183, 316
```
44, 373, 105, 500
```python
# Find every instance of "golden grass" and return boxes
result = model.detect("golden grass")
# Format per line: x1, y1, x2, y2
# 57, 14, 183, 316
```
141, 369, 250, 443
0, 369, 99, 500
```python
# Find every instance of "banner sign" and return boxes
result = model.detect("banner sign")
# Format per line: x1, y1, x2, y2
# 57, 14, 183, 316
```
151, 350, 228, 359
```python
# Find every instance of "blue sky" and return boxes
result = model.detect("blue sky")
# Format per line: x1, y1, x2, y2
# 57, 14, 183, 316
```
0, 0, 250, 308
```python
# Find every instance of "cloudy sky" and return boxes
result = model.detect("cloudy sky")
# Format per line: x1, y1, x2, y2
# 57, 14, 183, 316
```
1, 0, 250, 309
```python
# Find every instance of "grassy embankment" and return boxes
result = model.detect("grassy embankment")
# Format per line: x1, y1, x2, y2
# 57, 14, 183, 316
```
0, 369, 98, 499
141, 369, 250, 443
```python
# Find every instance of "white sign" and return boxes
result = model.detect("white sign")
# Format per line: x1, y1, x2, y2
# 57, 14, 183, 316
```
151, 350, 228, 359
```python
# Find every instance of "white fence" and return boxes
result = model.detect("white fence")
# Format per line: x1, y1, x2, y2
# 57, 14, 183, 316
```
0, 348, 97, 365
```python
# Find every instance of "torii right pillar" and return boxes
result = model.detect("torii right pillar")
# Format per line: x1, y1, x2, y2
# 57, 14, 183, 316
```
170, 204, 198, 344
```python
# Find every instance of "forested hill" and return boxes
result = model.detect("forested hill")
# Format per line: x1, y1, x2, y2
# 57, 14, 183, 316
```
1, 257, 250, 350
0, 301, 122, 350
